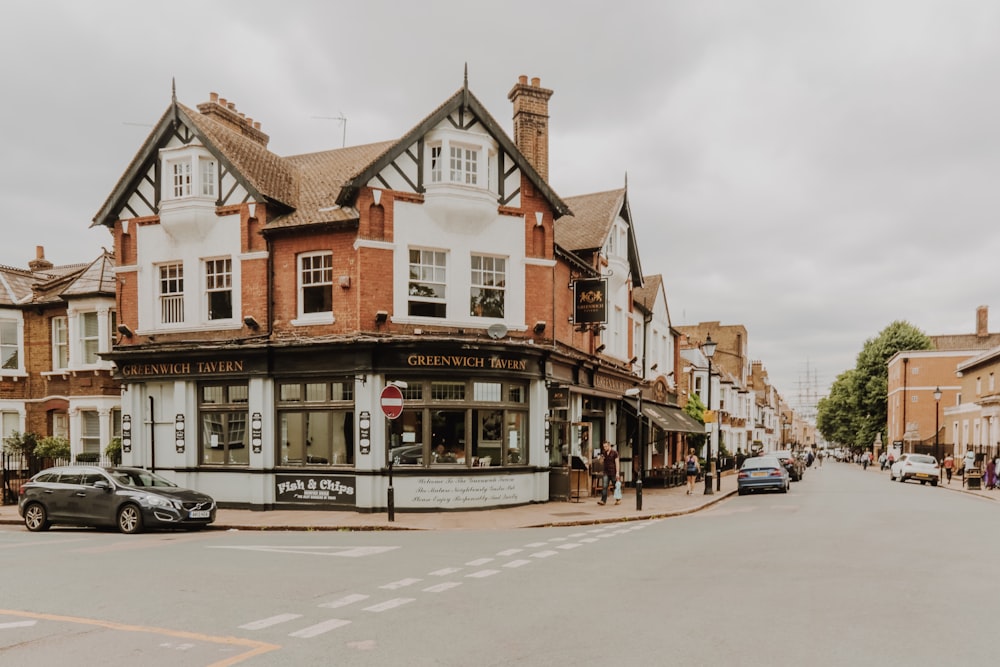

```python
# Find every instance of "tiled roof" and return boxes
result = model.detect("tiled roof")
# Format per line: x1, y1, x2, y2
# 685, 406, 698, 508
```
266, 141, 396, 230
556, 189, 625, 251
180, 103, 299, 208
59, 251, 116, 298
633, 274, 662, 313
0, 254, 110, 307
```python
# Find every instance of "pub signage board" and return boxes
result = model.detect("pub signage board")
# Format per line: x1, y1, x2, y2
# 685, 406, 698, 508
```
574, 278, 607, 324
275, 474, 356, 506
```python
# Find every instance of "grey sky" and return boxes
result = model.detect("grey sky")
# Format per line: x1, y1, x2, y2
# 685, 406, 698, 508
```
4, 0, 999, 408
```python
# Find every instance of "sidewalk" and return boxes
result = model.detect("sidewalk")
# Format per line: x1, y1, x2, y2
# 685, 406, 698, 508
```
0, 474, 738, 531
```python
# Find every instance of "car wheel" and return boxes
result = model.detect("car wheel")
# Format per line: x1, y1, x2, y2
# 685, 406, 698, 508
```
23, 503, 50, 532
780, 483, 788, 494
738, 488, 747, 496
931, 480, 938, 487
117, 504, 144, 534
899, 475, 905, 483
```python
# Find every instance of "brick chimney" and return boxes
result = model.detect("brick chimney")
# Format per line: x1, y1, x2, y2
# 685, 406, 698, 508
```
508, 75, 553, 182
977, 305, 989, 338
196, 92, 270, 147
28, 245, 53, 272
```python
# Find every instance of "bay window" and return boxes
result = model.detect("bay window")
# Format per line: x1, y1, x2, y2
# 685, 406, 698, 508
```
0, 319, 19, 370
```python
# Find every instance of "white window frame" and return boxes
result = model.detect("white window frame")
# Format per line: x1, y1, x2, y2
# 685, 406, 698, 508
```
163, 151, 218, 202
469, 254, 506, 319
80, 312, 100, 365
52, 316, 68, 371
159, 262, 185, 325
408, 249, 447, 319
295, 252, 334, 324
205, 258, 233, 321
200, 157, 217, 197
450, 145, 478, 185
81, 410, 101, 454
0, 317, 23, 374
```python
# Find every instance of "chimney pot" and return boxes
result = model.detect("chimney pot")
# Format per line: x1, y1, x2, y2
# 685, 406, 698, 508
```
218, 97, 227, 107
531, 77, 540, 87
227, 102, 236, 111
35, 245, 44, 260
977, 305, 989, 337
518, 75, 528, 84
209, 92, 218, 103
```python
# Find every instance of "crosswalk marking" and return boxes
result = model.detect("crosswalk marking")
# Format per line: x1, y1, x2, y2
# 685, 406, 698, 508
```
429, 567, 461, 576
465, 557, 493, 566
466, 569, 500, 579
503, 559, 531, 568
580, 537, 599, 543
239, 613, 302, 630
557, 543, 583, 550
319, 594, 369, 609
365, 598, 415, 612
531, 550, 559, 558
424, 582, 462, 593
496, 548, 522, 556
381, 578, 421, 590
289, 619, 351, 638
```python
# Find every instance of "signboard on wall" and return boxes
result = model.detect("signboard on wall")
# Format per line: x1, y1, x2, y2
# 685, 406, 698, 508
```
275, 474, 356, 506
574, 278, 607, 324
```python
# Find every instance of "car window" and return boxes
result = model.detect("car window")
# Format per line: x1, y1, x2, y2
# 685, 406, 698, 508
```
911, 455, 936, 465
57, 472, 83, 485
81, 472, 105, 486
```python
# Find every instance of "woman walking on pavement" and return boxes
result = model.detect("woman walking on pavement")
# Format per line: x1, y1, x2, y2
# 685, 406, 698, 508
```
596, 441, 619, 506
944, 453, 954, 484
685, 449, 699, 495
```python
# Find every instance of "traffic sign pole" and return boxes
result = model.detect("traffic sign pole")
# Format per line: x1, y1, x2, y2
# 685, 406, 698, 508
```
380, 385, 405, 522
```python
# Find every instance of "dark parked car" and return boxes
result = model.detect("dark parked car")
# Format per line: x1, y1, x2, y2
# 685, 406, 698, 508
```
770, 450, 805, 481
737, 455, 790, 495
18, 466, 216, 534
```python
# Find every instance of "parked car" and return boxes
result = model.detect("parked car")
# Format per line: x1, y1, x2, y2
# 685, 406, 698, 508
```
18, 465, 216, 534
737, 455, 790, 495
889, 454, 940, 486
770, 450, 805, 481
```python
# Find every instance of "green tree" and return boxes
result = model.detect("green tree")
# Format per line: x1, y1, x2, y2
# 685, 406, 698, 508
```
817, 320, 932, 448
684, 393, 708, 459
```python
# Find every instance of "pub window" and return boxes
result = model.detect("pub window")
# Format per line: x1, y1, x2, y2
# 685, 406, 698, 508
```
388, 379, 527, 467
277, 379, 354, 467
200, 383, 249, 466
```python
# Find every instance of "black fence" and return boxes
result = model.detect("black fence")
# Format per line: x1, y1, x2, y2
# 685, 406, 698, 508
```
2, 452, 117, 504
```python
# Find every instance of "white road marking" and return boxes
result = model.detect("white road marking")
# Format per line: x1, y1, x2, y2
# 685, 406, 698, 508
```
365, 598, 415, 612
239, 613, 302, 630
525, 542, 548, 547
567, 532, 588, 538
209, 545, 399, 557
429, 567, 462, 576
466, 569, 500, 578
424, 582, 462, 593
0, 620, 37, 629
557, 543, 583, 550
381, 578, 421, 590
580, 538, 599, 543
531, 550, 559, 558
503, 559, 532, 568
496, 548, 522, 556
465, 558, 493, 566
319, 594, 369, 609
549, 537, 567, 542
289, 618, 351, 638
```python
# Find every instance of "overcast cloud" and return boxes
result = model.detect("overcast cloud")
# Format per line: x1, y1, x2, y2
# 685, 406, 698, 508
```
5, 0, 999, 412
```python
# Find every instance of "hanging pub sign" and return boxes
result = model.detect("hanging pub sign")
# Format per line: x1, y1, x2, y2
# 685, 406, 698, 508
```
574, 278, 607, 324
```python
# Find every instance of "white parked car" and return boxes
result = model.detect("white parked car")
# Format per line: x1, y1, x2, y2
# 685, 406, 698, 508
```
889, 453, 939, 486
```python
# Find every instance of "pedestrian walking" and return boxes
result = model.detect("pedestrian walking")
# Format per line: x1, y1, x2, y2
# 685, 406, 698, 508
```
879, 451, 887, 471
596, 441, 619, 506
943, 453, 954, 484
861, 451, 870, 470
986, 458, 997, 490
685, 449, 699, 495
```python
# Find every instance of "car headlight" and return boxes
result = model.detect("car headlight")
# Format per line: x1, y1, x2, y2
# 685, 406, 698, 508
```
145, 495, 180, 510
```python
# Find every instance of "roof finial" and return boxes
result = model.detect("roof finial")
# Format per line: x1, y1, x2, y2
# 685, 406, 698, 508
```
624, 171, 629, 189
462, 63, 469, 109
171, 77, 176, 103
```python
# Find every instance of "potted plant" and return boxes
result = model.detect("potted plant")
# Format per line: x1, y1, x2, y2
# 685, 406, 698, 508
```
104, 437, 122, 465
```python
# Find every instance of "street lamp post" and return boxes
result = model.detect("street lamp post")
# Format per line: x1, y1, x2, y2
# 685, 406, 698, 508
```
626, 387, 644, 510
934, 386, 942, 463
702, 335, 717, 495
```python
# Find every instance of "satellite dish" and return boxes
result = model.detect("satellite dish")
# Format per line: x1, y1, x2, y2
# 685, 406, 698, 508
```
487, 323, 508, 340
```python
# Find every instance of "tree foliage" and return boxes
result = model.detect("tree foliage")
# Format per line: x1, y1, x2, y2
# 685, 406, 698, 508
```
817, 320, 932, 448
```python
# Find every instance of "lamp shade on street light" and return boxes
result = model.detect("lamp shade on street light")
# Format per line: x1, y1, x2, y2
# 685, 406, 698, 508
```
702, 335, 716, 495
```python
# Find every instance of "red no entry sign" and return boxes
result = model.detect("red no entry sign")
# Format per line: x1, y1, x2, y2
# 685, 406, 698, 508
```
380, 384, 405, 420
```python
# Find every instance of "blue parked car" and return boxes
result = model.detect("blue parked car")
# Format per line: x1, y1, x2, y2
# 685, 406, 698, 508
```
737, 455, 790, 495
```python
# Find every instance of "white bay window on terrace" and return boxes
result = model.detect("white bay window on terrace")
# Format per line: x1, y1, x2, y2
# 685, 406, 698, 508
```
166, 155, 217, 200
0, 319, 19, 371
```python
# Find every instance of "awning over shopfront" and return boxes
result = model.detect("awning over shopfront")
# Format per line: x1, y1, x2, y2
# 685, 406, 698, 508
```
641, 403, 705, 434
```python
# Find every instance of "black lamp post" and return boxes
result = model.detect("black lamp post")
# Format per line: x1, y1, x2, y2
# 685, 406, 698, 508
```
702, 335, 717, 495
626, 387, 644, 510
934, 386, 942, 462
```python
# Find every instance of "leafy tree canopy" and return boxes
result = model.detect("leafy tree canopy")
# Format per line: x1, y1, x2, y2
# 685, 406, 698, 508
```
817, 320, 932, 448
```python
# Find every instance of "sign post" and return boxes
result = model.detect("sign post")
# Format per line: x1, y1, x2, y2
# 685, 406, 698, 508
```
380, 384, 405, 521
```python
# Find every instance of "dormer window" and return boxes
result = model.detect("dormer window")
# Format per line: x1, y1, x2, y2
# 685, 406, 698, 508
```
162, 150, 217, 201
450, 145, 478, 184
